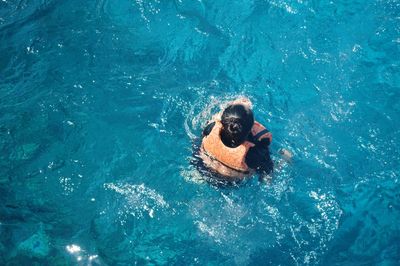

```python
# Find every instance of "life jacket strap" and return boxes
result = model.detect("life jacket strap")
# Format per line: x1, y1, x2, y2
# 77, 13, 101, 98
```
253, 129, 270, 140
202, 149, 250, 174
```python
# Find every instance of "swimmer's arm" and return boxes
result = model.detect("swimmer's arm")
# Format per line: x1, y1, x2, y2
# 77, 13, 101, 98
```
259, 149, 293, 183
257, 138, 271, 147
249, 135, 271, 148
245, 146, 273, 173
202, 121, 215, 137
272, 149, 293, 172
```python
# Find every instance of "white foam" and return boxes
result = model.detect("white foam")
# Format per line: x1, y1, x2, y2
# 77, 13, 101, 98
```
104, 183, 169, 219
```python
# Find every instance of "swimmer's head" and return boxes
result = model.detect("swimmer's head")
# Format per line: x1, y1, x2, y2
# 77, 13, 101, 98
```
220, 103, 254, 147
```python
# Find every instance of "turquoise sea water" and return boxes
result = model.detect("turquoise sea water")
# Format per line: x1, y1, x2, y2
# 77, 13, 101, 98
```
1, 0, 400, 265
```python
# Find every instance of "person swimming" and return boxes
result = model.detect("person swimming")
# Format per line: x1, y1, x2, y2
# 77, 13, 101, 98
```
199, 98, 276, 181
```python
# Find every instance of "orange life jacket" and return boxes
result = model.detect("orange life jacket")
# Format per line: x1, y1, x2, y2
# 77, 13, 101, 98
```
201, 120, 272, 177
251, 121, 272, 143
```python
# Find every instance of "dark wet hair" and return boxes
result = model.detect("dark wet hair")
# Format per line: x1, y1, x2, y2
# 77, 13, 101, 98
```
220, 104, 254, 147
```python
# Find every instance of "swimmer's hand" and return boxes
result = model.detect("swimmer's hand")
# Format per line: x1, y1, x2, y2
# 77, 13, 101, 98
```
279, 148, 293, 163
272, 149, 293, 173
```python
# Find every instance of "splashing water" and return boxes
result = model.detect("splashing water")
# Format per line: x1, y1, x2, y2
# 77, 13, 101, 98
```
1, 0, 399, 265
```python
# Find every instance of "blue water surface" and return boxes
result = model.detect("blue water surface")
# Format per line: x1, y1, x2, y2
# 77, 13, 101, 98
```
1, 0, 399, 265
